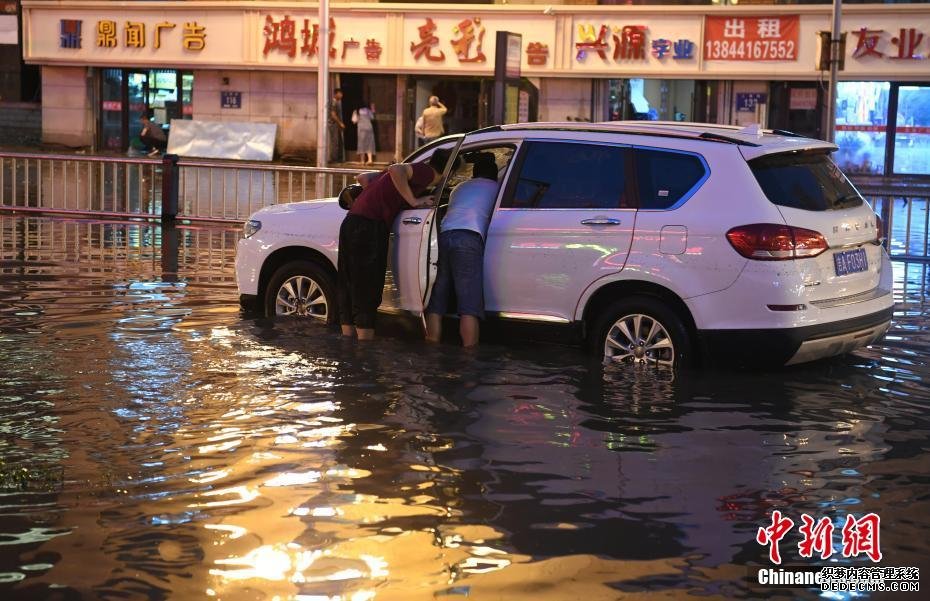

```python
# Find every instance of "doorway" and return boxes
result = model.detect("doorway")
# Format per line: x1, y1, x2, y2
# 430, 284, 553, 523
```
768, 82, 823, 140
98, 68, 193, 151
338, 74, 397, 163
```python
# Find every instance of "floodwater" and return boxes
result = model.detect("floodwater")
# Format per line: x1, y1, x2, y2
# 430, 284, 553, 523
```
1, 214, 929, 601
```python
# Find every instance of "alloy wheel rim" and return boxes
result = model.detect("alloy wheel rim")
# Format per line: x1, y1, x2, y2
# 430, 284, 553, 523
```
604, 313, 675, 367
275, 275, 328, 320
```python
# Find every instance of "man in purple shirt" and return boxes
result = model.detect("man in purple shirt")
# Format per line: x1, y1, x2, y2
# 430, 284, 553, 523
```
337, 148, 454, 340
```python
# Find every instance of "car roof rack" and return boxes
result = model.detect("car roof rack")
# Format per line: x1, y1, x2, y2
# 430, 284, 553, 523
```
494, 121, 763, 147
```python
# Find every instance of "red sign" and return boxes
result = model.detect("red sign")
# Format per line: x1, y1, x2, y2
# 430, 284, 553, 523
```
704, 16, 799, 61
838, 125, 930, 134
789, 88, 817, 110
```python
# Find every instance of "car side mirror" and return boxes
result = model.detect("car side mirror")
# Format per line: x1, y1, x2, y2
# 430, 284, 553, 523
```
338, 183, 363, 210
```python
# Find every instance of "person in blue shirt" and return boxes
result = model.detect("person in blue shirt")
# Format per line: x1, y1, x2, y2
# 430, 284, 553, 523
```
425, 153, 500, 347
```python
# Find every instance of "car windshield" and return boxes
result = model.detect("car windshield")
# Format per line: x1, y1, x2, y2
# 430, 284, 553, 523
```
749, 150, 864, 211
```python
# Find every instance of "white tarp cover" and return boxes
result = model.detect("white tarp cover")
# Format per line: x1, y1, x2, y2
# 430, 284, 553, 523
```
167, 120, 277, 161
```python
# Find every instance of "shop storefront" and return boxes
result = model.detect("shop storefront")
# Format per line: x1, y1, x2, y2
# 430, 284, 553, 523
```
99, 68, 193, 151
19, 2, 930, 173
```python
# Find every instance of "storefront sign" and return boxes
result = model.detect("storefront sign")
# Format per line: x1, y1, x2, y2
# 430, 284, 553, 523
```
704, 16, 799, 61
851, 27, 927, 60
573, 22, 696, 64
402, 13, 555, 73
736, 92, 767, 112
789, 88, 818, 110
220, 91, 241, 109
504, 32, 521, 79
20, 3, 930, 80
26, 8, 243, 66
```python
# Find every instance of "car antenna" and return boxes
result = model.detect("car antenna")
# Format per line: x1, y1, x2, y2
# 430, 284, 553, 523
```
739, 123, 764, 138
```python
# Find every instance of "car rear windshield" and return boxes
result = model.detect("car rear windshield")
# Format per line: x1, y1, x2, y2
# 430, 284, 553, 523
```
749, 151, 864, 211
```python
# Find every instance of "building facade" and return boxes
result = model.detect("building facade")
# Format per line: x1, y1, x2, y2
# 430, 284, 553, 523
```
18, 1, 930, 175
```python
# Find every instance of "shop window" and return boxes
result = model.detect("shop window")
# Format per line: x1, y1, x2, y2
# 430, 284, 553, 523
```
506, 142, 627, 209
834, 81, 889, 176
608, 79, 693, 122
893, 86, 930, 176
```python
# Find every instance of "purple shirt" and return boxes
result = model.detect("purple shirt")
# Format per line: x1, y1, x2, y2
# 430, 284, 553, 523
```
349, 162, 435, 226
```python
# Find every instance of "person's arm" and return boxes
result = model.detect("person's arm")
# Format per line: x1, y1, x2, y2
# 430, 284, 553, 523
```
356, 170, 382, 188
437, 101, 447, 115
330, 108, 344, 129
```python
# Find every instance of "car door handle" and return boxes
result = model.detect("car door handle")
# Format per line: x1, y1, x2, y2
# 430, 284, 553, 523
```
580, 218, 621, 226
402, 217, 422, 225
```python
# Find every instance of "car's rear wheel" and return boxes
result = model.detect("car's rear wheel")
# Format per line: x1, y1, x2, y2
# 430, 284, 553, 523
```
263, 260, 336, 324
592, 296, 692, 368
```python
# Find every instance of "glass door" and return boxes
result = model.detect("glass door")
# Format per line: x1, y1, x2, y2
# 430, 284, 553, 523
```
100, 68, 124, 150
126, 70, 150, 151
893, 85, 930, 175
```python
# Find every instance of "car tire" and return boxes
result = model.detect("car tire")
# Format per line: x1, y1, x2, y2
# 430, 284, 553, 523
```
263, 260, 337, 325
591, 296, 693, 368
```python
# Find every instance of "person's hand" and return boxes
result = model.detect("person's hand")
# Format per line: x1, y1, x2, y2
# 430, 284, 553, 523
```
415, 194, 436, 208
339, 122, 345, 129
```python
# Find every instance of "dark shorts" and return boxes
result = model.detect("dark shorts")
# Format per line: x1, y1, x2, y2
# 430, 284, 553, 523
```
426, 229, 485, 319
337, 213, 389, 329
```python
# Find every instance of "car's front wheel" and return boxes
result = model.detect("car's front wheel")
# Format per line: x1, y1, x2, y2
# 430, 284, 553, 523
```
592, 296, 692, 368
263, 260, 336, 324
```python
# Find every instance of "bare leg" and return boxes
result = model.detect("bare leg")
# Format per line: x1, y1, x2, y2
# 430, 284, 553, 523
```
426, 313, 442, 343
460, 315, 479, 347
341, 325, 356, 337
356, 328, 375, 341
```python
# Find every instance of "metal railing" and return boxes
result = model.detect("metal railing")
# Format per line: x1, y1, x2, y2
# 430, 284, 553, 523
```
175, 158, 364, 222
2, 151, 928, 262
0, 152, 162, 219
0, 151, 367, 223
855, 181, 930, 262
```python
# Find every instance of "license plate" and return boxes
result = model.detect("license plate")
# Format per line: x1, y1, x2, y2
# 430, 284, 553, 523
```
833, 247, 868, 276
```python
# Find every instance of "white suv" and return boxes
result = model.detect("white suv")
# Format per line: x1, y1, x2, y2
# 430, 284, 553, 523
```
235, 122, 893, 367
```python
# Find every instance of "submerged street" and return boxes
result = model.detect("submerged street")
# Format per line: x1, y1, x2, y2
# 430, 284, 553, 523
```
1, 214, 929, 599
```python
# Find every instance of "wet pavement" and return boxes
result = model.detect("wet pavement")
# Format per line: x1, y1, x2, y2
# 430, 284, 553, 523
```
0, 214, 929, 600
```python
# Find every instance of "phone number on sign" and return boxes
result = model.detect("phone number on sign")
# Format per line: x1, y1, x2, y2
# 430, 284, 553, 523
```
704, 39, 797, 60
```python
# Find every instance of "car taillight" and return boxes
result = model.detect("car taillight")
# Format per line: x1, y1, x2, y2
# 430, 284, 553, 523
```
726, 224, 828, 260
875, 214, 884, 242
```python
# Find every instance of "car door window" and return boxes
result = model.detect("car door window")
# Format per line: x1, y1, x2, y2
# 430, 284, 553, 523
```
445, 146, 515, 191
503, 142, 628, 209
634, 148, 708, 210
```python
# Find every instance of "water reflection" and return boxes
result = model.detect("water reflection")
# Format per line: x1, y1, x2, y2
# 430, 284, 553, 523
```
0, 214, 929, 600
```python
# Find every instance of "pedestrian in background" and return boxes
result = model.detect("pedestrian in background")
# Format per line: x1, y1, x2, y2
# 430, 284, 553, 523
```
140, 114, 167, 157
328, 88, 346, 163
337, 149, 455, 341
353, 101, 376, 165
420, 96, 447, 144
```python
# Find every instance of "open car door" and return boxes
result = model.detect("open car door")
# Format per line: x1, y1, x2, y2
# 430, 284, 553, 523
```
386, 135, 465, 316
419, 135, 466, 317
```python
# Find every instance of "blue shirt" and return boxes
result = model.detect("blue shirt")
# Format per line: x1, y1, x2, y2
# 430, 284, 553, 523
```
440, 178, 499, 240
